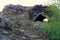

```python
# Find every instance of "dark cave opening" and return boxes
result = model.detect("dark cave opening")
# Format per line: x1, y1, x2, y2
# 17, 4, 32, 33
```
34, 14, 46, 22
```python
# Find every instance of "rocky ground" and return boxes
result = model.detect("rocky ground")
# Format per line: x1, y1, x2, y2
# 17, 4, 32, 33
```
0, 4, 50, 40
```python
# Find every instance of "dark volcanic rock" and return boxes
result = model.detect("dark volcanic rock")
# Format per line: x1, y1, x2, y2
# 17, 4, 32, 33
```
3, 4, 27, 15
28, 5, 51, 21
29, 5, 45, 20
0, 35, 11, 40
0, 18, 2, 22
31, 5, 45, 13
0, 4, 50, 40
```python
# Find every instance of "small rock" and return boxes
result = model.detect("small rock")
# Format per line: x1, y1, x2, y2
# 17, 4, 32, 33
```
0, 35, 11, 40
2, 31, 9, 35
19, 29, 25, 33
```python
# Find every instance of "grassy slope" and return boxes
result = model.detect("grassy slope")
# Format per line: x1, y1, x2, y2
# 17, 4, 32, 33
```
43, 4, 60, 40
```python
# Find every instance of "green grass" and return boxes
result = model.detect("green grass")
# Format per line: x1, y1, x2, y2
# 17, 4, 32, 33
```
43, 4, 60, 40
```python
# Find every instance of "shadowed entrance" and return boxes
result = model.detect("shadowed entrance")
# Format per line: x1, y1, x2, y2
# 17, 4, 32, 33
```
33, 14, 46, 22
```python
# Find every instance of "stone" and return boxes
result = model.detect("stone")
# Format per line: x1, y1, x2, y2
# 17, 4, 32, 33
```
0, 35, 11, 40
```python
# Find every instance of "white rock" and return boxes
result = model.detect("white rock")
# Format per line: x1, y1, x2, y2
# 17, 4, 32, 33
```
43, 18, 48, 22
